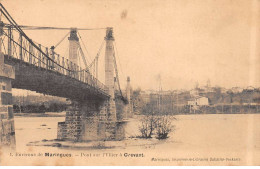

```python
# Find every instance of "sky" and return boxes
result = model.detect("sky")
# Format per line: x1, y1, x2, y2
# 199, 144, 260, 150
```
1, 0, 260, 93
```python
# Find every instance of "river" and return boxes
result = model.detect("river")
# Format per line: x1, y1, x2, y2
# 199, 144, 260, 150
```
1, 114, 259, 165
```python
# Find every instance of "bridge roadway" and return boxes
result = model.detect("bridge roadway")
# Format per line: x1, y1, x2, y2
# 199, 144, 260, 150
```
4, 55, 110, 102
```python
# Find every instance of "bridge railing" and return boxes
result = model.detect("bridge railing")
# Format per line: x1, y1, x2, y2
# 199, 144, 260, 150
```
0, 26, 109, 95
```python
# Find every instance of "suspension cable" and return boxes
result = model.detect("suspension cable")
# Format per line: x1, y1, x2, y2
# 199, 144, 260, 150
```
54, 31, 70, 49
77, 41, 89, 70
114, 41, 125, 81
86, 40, 105, 71
77, 31, 92, 62
112, 42, 124, 99
3, 23, 106, 31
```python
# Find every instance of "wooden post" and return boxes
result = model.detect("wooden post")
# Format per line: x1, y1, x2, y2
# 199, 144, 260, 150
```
77, 65, 79, 80
79, 67, 81, 81
29, 40, 33, 64
70, 61, 73, 77
38, 44, 41, 67
86, 70, 88, 83
51, 47, 55, 69
57, 54, 60, 72
74, 63, 77, 78
81, 67, 83, 81
8, 27, 12, 57
62, 57, 65, 74
66, 59, 69, 75
46, 47, 49, 69
19, 33, 23, 60
83, 70, 85, 83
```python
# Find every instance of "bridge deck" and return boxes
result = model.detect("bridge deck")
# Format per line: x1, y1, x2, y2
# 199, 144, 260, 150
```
4, 55, 110, 102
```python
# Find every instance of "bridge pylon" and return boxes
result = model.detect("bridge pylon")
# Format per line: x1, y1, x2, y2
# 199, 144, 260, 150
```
104, 27, 117, 121
68, 28, 79, 65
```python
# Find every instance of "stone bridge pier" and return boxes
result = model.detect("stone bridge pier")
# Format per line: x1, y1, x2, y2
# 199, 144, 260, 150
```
0, 52, 16, 150
57, 99, 126, 141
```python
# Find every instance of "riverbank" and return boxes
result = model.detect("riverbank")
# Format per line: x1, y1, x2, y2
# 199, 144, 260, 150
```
14, 112, 66, 117
14, 111, 260, 118
27, 137, 165, 150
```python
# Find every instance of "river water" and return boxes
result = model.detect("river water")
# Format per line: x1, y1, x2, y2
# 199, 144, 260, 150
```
1, 114, 259, 165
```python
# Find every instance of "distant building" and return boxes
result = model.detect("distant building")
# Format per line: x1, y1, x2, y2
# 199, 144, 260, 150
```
244, 86, 255, 92
231, 87, 243, 93
190, 89, 199, 96
139, 91, 151, 103
190, 88, 208, 96
188, 96, 209, 106
220, 87, 228, 94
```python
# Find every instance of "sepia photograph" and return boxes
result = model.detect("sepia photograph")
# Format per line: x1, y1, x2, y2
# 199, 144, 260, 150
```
0, 0, 259, 166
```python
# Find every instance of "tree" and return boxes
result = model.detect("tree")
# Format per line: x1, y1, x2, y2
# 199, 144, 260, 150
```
132, 88, 145, 114
39, 104, 46, 113
139, 101, 176, 139
139, 113, 158, 138
156, 116, 176, 139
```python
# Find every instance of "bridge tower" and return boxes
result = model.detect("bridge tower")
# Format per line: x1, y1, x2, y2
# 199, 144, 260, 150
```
104, 27, 117, 121
68, 28, 79, 65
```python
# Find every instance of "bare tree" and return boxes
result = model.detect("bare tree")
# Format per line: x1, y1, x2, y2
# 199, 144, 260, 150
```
155, 115, 176, 139
139, 113, 176, 139
139, 113, 158, 138
139, 94, 176, 139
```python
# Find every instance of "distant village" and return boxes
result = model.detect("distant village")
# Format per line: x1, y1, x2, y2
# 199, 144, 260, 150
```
134, 81, 260, 115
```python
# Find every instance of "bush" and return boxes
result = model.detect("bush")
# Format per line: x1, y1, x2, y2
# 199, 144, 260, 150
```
139, 114, 176, 139
155, 116, 176, 139
139, 114, 158, 138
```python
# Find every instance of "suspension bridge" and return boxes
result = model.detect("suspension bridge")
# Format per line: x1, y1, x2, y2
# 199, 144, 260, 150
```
0, 3, 133, 149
